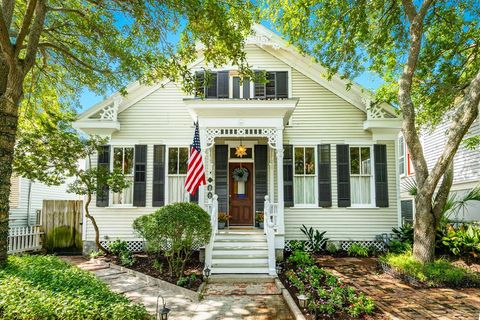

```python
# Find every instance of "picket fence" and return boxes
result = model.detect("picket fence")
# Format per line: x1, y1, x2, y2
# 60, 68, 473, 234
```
8, 225, 43, 253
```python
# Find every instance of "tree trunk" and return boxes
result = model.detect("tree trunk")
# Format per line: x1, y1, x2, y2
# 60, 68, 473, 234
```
0, 70, 24, 267
84, 193, 108, 254
412, 197, 436, 263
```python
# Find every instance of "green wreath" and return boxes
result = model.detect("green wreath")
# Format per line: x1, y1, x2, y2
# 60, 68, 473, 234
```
232, 167, 249, 182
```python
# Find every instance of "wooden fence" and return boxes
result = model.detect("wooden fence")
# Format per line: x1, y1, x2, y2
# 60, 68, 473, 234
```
42, 200, 83, 251
8, 225, 43, 253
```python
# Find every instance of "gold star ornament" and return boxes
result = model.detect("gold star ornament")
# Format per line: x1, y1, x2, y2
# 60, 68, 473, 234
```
235, 145, 248, 158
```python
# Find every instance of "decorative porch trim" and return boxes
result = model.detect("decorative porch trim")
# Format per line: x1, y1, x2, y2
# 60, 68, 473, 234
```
205, 128, 280, 149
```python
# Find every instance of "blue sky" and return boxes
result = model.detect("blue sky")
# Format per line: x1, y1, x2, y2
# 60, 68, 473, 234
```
78, 21, 384, 112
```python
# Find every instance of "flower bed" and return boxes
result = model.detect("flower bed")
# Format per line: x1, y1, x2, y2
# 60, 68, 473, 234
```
379, 252, 480, 288
278, 249, 376, 319
0, 255, 150, 320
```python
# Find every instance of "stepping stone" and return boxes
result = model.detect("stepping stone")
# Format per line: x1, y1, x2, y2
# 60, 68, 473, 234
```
101, 274, 150, 294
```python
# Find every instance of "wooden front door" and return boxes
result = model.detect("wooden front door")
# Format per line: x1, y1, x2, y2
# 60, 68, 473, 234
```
229, 162, 254, 225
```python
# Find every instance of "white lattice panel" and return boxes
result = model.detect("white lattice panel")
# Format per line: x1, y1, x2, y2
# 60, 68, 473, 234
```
100, 241, 145, 252
341, 241, 386, 251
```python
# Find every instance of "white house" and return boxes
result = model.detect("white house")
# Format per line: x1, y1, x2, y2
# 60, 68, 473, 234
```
74, 25, 402, 274
399, 118, 480, 224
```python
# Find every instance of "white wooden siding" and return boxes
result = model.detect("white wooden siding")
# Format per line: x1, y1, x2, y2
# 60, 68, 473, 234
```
84, 44, 399, 242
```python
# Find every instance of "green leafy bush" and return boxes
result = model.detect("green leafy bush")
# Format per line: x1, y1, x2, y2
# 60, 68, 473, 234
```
300, 225, 329, 253
284, 249, 375, 318
380, 252, 480, 287
0, 255, 150, 320
326, 242, 338, 254
109, 239, 129, 256
392, 224, 414, 245
347, 243, 369, 257
440, 224, 480, 258
133, 202, 211, 278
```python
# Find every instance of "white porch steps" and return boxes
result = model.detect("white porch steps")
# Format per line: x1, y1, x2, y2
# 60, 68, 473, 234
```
211, 229, 269, 274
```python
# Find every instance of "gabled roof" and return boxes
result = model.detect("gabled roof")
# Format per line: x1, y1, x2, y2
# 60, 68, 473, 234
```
78, 24, 398, 121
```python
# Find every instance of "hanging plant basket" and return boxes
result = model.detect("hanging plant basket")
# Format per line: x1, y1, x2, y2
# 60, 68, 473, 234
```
232, 167, 249, 182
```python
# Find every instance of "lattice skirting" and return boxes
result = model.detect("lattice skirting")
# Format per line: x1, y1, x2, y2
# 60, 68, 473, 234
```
100, 241, 145, 253
284, 240, 386, 252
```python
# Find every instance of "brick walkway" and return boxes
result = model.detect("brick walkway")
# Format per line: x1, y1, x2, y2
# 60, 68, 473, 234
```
62, 256, 292, 319
316, 256, 480, 320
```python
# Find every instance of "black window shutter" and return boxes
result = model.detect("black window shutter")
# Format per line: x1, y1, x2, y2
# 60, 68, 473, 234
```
133, 145, 147, 207
217, 71, 229, 98
284, 145, 294, 207
206, 72, 217, 98
243, 78, 250, 98
215, 145, 228, 213
374, 144, 389, 207
254, 145, 268, 211
266, 72, 276, 98
254, 71, 266, 98
318, 144, 332, 207
152, 145, 166, 207
195, 71, 205, 97
96, 145, 110, 207
336, 144, 351, 207
233, 77, 240, 98
276, 71, 288, 98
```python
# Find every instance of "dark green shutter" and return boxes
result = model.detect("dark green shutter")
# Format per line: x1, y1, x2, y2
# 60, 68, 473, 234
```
96, 145, 110, 207
152, 145, 165, 207
206, 72, 217, 98
318, 144, 332, 207
254, 71, 266, 98
374, 144, 389, 207
276, 71, 288, 98
233, 77, 240, 98
243, 78, 250, 98
217, 71, 229, 98
215, 145, 228, 212
195, 71, 205, 97
254, 145, 268, 211
266, 72, 276, 98
133, 145, 147, 207
284, 145, 294, 207
337, 144, 351, 207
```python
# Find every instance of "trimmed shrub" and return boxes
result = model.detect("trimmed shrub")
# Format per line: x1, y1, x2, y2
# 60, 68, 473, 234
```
347, 243, 369, 257
133, 202, 211, 277
0, 255, 150, 320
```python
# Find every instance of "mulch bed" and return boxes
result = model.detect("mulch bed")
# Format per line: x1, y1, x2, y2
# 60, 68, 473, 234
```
106, 251, 204, 291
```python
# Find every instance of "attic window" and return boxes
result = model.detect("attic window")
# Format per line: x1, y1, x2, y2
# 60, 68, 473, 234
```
254, 71, 288, 99
195, 71, 229, 98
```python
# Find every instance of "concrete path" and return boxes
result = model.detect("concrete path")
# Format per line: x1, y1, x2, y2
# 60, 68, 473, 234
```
62, 256, 293, 320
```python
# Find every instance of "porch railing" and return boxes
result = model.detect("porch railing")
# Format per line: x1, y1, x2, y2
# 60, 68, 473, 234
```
204, 194, 218, 271
8, 225, 43, 254
264, 195, 277, 275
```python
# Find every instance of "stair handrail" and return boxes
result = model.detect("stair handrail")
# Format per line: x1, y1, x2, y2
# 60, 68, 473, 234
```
264, 195, 276, 275
205, 194, 218, 270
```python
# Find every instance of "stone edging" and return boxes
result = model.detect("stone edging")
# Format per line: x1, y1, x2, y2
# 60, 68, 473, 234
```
91, 258, 201, 302
274, 277, 306, 320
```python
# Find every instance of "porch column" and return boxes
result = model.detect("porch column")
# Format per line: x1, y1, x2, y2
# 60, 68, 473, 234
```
198, 126, 207, 209
275, 128, 285, 234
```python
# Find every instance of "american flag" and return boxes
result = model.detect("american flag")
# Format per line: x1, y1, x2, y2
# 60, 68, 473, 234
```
185, 122, 206, 195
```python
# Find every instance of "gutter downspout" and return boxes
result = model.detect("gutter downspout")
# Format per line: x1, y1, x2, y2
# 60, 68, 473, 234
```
26, 180, 33, 227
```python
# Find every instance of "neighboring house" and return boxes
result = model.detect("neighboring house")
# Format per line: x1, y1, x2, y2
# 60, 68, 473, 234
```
8, 175, 80, 227
74, 25, 402, 274
399, 118, 480, 225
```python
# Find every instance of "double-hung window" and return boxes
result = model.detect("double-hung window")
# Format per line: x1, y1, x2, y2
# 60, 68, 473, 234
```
350, 146, 373, 205
112, 147, 134, 205
168, 147, 189, 203
399, 136, 405, 175
293, 147, 316, 205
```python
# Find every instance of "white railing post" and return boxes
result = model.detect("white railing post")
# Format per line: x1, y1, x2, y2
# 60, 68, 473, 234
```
205, 194, 218, 271
264, 195, 276, 276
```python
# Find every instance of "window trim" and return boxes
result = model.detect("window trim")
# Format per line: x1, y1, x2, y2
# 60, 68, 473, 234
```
293, 145, 318, 207
348, 145, 376, 208
166, 146, 190, 204
109, 145, 135, 207
398, 136, 406, 176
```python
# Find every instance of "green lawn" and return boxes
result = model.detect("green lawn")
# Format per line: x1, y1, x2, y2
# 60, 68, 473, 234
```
380, 252, 480, 287
0, 255, 151, 320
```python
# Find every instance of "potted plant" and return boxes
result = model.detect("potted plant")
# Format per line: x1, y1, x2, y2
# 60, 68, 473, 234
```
256, 211, 264, 229
218, 213, 230, 229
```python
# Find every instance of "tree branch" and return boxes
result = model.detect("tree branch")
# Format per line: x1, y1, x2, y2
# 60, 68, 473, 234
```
15, 0, 38, 56
23, 0, 47, 72
38, 42, 111, 74
46, 6, 86, 17
401, 0, 417, 22
0, 4, 14, 63
1, 0, 14, 28
432, 161, 453, 223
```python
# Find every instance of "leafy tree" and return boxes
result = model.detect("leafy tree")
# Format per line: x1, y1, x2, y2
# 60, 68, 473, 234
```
0, 0, 257, 265
266, 0, 480, 263
14, 114, 130, 253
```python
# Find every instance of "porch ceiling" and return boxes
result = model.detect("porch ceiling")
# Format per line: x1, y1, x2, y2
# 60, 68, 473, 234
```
183, 98, 299, 126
